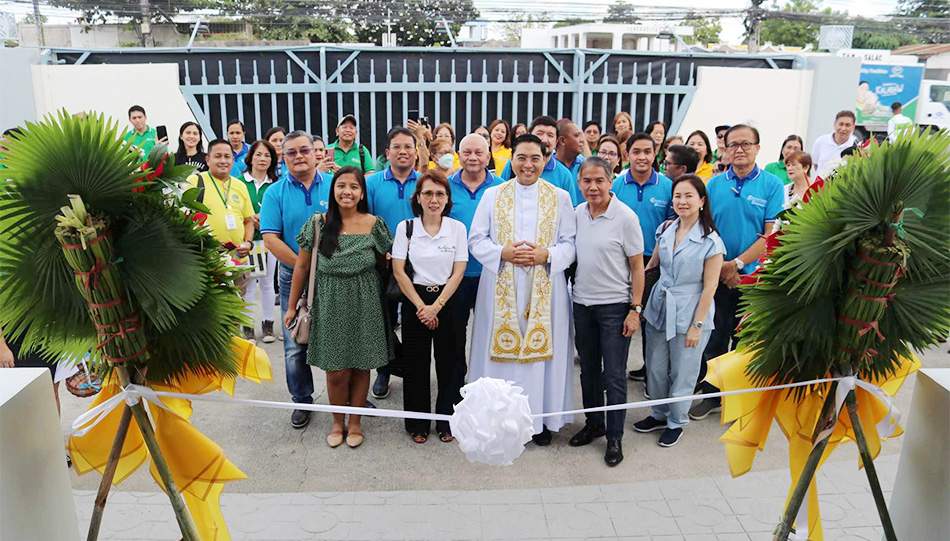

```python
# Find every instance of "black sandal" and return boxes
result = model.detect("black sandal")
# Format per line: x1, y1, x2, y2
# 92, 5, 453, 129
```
438, 431, 454, 443
411, 432, 428, 444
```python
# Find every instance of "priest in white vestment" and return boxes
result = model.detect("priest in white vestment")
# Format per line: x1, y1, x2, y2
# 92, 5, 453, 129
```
468, 134, 577, 444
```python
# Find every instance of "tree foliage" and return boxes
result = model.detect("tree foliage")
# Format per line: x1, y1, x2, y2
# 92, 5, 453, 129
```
49, 0, 210, 25
235, 0, 353, 43
896, 0, 950, 43
347, 0, 479, 47
605, 1, 640, 24
759, 0, 830, 48
682, 15, 722, 46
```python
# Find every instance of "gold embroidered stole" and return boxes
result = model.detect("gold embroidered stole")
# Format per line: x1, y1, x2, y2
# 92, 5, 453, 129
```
490, 179, 559, 363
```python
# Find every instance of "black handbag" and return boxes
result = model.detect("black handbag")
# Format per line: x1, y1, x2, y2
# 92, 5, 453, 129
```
385, 219, 414, 302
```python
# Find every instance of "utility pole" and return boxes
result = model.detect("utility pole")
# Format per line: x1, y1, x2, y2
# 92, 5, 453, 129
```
139, 0, 153, 47
748, 0, 765, 54
31, 0, 45, 46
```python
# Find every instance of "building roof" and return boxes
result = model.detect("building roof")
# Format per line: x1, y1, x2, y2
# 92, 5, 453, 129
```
892, 44, 950, 58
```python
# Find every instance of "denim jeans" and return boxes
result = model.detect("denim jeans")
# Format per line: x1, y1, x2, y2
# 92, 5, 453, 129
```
279, 264, 313, 404
698, 285, 742, 404
646, 322, 711, 429
573, 302, 631, 441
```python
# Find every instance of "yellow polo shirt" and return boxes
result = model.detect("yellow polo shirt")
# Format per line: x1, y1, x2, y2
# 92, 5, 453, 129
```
186, 172, 255, 249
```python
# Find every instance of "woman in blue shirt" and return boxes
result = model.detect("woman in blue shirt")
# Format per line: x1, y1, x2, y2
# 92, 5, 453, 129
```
633, 174, 725, 447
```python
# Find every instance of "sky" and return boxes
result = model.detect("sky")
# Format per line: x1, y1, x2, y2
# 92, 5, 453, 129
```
0, 0, 902, 45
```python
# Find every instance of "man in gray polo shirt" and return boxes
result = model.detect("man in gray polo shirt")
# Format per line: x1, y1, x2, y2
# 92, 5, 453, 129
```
569, 157, 646, 467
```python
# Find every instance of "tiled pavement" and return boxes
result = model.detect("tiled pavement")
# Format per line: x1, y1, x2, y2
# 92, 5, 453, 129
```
73, 453, 895, 540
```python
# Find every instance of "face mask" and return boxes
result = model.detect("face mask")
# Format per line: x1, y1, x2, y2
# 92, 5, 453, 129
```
437, 153, 454, 169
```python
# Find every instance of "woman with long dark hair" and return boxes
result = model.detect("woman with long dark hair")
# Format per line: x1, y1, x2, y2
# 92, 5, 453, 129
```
488, 119, 511, 176
265, 126, 287, 179
686, 130, 714, 181
284, 166, 394, 449
647, 120, 668, 172
596, 135, 623, 176
765, 135, 803, 185
175, 122, 207, 172
240, 140, 280, 342
633, 174, 724, 448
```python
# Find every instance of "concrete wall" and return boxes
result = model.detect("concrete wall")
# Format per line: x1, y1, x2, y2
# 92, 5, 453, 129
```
676, 65, 814, 167
18, 23, 193, 48
0, 47, 39, 131
803, 55, 862, 147
31, 63, 198, 150
0, 369, 80, 541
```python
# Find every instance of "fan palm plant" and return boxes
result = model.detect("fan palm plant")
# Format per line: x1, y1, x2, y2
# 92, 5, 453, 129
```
732, 130, 950, 540
0, 111, 253, 541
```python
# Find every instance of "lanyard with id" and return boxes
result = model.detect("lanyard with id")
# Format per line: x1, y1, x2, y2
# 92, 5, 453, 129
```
207, 173, 238, 230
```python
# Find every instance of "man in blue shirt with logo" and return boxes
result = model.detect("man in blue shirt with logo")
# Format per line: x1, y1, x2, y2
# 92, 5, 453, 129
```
555, 119, 587, 206
499, 116, 575, 195
612, 132, 674, 386
260, 131, 332, 429
690, 124, 784, 421
449, 133, 504, 362
365, 126, 420, 400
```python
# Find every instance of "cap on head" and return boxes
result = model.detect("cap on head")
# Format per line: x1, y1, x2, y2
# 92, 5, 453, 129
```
338, 115, 357, 128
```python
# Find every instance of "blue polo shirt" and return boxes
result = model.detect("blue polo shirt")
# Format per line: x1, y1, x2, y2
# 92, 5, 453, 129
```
448, 168, 505, 277
706, 165, 784, 274
229, 141, 250, 177
560, 154, 586, 207
611, 169, 674, 257
500, 155, 575, 195
260, 172, 332, 266
365, 166, 420, 234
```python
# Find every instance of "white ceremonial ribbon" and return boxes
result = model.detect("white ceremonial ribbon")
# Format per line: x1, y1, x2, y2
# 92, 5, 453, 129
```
71, 384, 182, 437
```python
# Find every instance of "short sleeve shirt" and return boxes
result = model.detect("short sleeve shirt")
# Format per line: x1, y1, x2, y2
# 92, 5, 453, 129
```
328, 142, 374, 173
706, 165, 784, 274
572, 196, 645, 306
810, 133, 856, 174
391, 217, 469, 286
448, 169, 505, 277
610, 169, 674, 257
187, 172, 255, 249
230, 142, 250, 178
259, 172, 332, 260
123, 126, 157, 160
365, 167, 420, 234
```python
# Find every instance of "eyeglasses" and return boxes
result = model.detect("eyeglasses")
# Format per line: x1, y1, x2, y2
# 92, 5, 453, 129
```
663, 160, 681, 169
599, 151, 619, 159
284, 147, 314, 158
420, 191, 448, 200
716, 133, 726, 140
726, 142, 756, 151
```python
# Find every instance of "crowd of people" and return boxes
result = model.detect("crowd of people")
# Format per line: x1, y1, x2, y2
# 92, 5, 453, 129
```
2, 102, 872, 467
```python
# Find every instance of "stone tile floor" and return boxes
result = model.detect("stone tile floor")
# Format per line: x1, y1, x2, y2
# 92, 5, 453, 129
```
74, 453, 895, 540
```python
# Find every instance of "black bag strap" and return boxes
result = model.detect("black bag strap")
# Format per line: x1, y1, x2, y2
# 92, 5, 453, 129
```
196, 172, 209, 205
358, 144, 368, 172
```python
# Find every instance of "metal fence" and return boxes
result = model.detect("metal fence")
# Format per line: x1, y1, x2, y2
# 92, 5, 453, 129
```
46, 46, 804, 158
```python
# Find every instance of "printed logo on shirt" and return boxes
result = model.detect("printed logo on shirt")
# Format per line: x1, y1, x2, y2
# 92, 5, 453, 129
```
649, 197, 668, 208
231, 194, 241, 205
747, 195, 768, 208
438, 244, 456, 253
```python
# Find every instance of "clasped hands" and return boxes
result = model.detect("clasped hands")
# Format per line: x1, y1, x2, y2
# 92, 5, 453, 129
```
415, 303, 441, 330
719, 259, 742, 289
501, 241, 549, 268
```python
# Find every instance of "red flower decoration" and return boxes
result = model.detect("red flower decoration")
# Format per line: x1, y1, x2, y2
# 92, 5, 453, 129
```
803, 177, 825, 203
191, 212, 208, 226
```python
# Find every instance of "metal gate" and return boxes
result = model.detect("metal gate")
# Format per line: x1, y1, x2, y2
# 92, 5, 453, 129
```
47, 46, 803, 158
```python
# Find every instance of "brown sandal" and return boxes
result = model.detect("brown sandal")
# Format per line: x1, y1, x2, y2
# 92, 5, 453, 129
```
438, 431, 454, 443
411, 432, 428, 444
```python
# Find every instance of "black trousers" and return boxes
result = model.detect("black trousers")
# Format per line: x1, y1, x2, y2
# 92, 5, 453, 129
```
699, 285, 742, 404
402, 284, 465, 434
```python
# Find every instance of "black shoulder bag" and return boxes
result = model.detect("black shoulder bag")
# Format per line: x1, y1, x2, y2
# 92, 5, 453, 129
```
385, 219, 414, 302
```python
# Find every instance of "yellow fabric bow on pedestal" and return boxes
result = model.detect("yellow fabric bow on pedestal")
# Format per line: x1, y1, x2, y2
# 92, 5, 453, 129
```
69, 338, 272, 541
705, 349, 919, 541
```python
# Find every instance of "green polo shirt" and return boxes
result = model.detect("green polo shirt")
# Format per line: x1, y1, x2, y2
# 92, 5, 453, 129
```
240, 173, 275, 241
327, 141, 374, 173
764, 161, 791, 184
123, 126, 157, 160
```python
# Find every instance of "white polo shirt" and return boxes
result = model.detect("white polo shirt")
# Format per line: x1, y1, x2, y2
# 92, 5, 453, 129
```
810, 132, 857, 175
572, 195, 645, 306
392, 217, 469, 286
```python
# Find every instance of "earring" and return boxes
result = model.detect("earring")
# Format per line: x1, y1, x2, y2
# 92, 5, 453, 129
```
700, 206, 704, 211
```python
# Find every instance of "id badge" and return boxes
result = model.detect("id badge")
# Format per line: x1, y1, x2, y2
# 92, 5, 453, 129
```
225, 214, 237, 231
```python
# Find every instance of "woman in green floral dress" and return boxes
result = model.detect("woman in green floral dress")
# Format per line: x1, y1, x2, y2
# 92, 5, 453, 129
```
284, 166, 393, 449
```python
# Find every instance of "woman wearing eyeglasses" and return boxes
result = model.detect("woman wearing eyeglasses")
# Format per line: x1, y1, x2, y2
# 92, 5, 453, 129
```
392, 170, 468, 445
596, 135, 623, 177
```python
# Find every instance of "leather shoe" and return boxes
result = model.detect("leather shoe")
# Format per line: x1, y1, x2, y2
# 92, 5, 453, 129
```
568, 424, 606, 447
372, 372, 390, 399
531, 426, 552, 446
291, 409, 311, 429
604, 439, 623, 467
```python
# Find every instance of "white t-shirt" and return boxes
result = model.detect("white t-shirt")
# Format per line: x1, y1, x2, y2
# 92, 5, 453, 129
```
810, 132, 857, 175
572, 195, 645, 306
391, 217, 469, 286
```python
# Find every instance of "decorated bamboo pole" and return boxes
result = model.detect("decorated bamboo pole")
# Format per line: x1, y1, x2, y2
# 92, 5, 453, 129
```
87, 405, 133, 541
54, 195, 199, 541
771, 386, 839, 541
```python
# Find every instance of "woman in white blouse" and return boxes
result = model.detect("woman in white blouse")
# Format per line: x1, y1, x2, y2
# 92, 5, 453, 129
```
392, 170, 468, 444
783, 150, 814, 209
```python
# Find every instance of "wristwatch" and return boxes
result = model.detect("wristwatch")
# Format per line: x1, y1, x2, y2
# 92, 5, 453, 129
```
629, 304, 642, 314
733, 256, 745, 270
692, 321, 704, 329
436, 297, 447, 307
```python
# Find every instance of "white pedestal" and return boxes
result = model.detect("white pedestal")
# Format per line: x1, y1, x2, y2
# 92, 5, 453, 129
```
0, 368, 79, 540
889, 368, 950, 540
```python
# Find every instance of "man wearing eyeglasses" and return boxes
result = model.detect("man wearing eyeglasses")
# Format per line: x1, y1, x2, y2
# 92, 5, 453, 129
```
690, 124, 783, 421
662, 145, 700, 180
260, 131, 333, 429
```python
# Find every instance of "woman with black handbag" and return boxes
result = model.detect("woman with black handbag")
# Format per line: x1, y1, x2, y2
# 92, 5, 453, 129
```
284, 166, 393, 449
391, 170, 468, 444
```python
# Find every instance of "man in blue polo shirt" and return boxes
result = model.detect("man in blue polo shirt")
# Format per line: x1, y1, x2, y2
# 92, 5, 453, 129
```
449, 133, 504, 358
612, 132, 674, 387
500, 116, 575, 194
365, 126, 420, 400
556, 119, 586, 206
690, 124, 783, 421
260, 131, 332, 429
